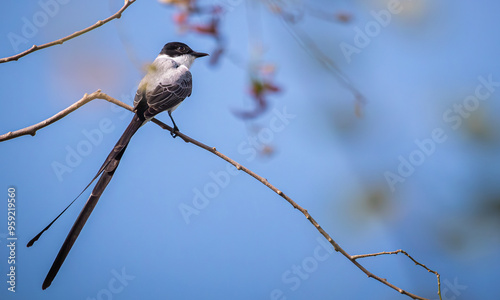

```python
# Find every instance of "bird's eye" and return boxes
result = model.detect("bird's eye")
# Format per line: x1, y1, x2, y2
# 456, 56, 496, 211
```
177, 46, 186, 52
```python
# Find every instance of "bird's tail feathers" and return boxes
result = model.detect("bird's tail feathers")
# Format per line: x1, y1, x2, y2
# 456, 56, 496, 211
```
41, 114, 144, 289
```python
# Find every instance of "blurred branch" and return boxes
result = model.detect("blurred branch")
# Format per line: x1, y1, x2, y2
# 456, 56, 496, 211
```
0, 0, 136, 64
265, 0, 365, 117
0, 91, 441, 299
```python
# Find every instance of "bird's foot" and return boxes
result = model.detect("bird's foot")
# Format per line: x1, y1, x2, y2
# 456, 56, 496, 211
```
170, 126, 179, 138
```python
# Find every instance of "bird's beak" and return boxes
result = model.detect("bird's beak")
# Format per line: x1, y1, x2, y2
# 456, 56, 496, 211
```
192, 51, 209, 58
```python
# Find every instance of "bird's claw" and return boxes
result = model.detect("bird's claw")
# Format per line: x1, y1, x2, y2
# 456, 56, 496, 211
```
170, 127, 179, 138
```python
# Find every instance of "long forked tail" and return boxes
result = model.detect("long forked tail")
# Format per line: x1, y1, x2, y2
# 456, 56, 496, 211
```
42, 114, 145, 290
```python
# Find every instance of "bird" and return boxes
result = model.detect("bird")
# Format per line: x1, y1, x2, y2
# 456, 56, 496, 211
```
28, 42, 208, 289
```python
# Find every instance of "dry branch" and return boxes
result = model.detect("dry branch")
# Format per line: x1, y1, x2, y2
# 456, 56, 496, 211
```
0, 90, 131, 141
0, 91, 441, 299
0, 0, 136, 64
353, 250, 442, 300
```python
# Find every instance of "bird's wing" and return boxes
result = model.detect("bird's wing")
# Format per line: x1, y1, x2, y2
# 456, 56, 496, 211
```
135, 72, 193, 120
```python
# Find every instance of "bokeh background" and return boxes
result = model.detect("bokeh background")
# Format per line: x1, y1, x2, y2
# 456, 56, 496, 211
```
1, 0, 499, 299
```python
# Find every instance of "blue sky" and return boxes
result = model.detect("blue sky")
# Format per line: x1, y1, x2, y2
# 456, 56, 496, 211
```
1, 0, 500, 299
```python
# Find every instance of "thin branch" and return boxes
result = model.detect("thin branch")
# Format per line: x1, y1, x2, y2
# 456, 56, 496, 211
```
265, 0, 365, 116
353, 250, 442, 300
0, 92, 441, 299
0, 0, 136, 64
0, 90, 132, 142
171, 130, 437, 300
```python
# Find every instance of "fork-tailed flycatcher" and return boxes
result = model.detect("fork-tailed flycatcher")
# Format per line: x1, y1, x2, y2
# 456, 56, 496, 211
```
28, 42, 208, 289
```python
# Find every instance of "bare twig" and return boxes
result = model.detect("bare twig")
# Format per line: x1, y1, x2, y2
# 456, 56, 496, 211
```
353, 250, 442, 300
0, 92, 441, 299
171, 132, 437, 300
0, 90, 131, 142
0, 0, 136, 64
